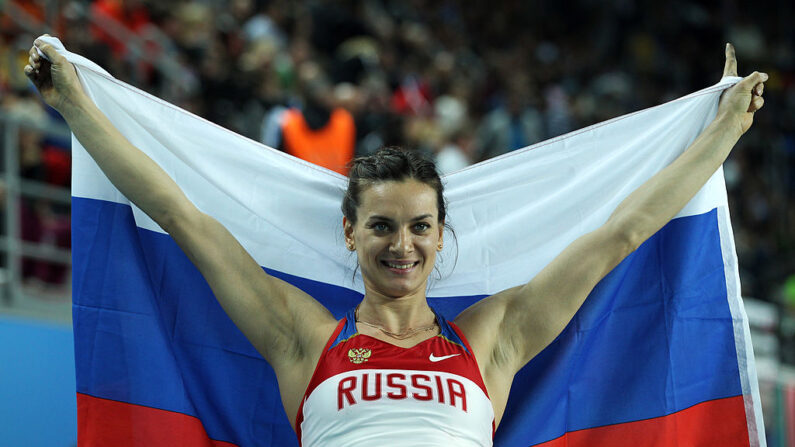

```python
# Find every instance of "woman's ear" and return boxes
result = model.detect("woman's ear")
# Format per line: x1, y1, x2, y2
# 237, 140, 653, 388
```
343, 217, 355, 251
437, 220, 444, 251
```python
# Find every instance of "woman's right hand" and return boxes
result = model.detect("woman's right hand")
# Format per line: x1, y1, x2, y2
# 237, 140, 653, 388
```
23, 35, 85, 113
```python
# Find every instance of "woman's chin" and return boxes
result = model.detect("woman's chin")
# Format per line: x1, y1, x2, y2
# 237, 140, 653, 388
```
360, 263, 433, 298
372, 277, 427, 298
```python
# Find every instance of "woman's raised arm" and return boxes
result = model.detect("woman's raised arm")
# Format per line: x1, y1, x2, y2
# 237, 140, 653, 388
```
456, 45, 767, 405
24, 37, 337, 380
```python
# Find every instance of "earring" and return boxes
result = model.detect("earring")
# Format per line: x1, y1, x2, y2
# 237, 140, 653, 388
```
347, 242, 355, 251
437, 244, 443, 251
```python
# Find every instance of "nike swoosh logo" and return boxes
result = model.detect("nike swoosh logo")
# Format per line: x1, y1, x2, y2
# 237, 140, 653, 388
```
429, 353, 461, 362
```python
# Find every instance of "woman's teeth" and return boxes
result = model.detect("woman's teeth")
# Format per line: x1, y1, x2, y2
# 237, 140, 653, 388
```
385, 262, 415, 269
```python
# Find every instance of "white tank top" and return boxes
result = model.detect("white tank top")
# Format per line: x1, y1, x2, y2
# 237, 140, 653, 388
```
296, 307, 495, 446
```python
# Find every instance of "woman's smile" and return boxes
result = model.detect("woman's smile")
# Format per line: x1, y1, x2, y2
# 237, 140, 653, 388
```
381, 260, 421, 274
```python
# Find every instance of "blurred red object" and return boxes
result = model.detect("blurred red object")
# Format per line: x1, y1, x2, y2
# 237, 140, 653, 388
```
90, 0, 151, 56
42, 146, 71, 187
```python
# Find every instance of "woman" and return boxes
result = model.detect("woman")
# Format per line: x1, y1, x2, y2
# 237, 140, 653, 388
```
25, 36, 765, 445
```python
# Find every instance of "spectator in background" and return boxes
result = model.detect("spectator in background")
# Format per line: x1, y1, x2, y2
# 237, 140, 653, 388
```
476, 73, 545, 161
262, 62, 356, 176
432, 80, 475, 173
435, 125, 475, 174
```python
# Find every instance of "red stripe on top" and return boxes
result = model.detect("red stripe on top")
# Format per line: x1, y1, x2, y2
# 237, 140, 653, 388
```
532, 395, 749, 447
449, 320, 495, 436
295, 317, 347, 443
448, 321, 490, 398
77, 393, 237, 447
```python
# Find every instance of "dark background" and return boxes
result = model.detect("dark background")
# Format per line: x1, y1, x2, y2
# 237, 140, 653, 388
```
1, 0, 793, 357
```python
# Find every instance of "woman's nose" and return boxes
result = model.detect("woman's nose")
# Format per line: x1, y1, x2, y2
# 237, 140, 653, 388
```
389, 228, 413, 255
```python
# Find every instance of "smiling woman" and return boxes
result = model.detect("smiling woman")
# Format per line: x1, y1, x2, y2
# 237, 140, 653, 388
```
343, 149, 446, 301
25, 34, 767, 446
302, 148, 495, 445
344, 161, 446, 334
341, 147, 452, 303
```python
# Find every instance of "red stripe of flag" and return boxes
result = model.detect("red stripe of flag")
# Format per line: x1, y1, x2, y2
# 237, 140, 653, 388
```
78, 392, 749, 446
77, 393, 238, 447
533, 395, 749, 447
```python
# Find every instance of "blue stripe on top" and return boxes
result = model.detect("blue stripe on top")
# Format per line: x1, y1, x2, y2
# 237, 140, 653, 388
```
328, 307, 470, 354
432, 308, 469, 353
329, 310, 358, 350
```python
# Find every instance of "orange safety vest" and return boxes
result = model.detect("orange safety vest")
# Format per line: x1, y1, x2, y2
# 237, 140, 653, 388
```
281, 107, 355, 176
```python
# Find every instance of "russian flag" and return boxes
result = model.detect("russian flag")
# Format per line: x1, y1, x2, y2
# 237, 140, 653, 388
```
55, 35, 764, 446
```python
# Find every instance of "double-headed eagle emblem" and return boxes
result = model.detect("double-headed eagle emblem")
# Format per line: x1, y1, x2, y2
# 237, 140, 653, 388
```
348, 348, 372, 364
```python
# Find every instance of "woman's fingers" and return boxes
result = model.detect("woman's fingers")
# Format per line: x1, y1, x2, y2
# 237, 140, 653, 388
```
749, 81, 764, 112
723, 43, 738, 78
749, 95, 764, 113
24, 40, 58, 92
28, 46, 40, 70
24, 61, 38, 78
33, 40, 61, 64
23, 63, 41, 88
736, 71, 769, 92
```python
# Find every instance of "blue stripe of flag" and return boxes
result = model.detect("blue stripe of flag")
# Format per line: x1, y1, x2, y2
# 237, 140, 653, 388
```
72, 197, 741, 446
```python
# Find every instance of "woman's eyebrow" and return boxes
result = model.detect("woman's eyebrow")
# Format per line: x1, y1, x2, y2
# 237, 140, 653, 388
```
366, 214, 432, 222
367, 215, 394, 222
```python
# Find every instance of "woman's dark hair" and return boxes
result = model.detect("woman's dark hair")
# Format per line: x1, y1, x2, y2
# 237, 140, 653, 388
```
342, 146, 447, 224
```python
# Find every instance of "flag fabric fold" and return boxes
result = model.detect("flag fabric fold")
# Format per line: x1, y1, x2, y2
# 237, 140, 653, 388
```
54, 35, 764, 446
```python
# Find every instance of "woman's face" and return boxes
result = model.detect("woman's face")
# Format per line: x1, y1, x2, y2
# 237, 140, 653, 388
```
344, 179, 443, 299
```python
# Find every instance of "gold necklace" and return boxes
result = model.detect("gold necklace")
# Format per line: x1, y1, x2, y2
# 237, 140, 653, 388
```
354, 305, 438, 340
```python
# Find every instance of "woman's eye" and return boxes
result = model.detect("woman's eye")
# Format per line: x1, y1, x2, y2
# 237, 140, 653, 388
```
373, 223, 389, 231
414, 223, 430, 232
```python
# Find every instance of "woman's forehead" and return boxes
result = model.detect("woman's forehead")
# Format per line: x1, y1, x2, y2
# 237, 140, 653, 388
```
359, 180, 438, 218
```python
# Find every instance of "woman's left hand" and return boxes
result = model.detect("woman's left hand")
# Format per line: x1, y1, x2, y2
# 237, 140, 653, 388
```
717, 43, 767, 136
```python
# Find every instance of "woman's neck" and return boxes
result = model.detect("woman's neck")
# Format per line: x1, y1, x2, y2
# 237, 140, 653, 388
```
356, 290, 436, 335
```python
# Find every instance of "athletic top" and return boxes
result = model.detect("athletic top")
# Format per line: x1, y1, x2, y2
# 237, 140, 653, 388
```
296, 307, 495, 446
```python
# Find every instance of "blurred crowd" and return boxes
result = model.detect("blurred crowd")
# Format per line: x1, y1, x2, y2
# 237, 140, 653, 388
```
0, 1, 793, 314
